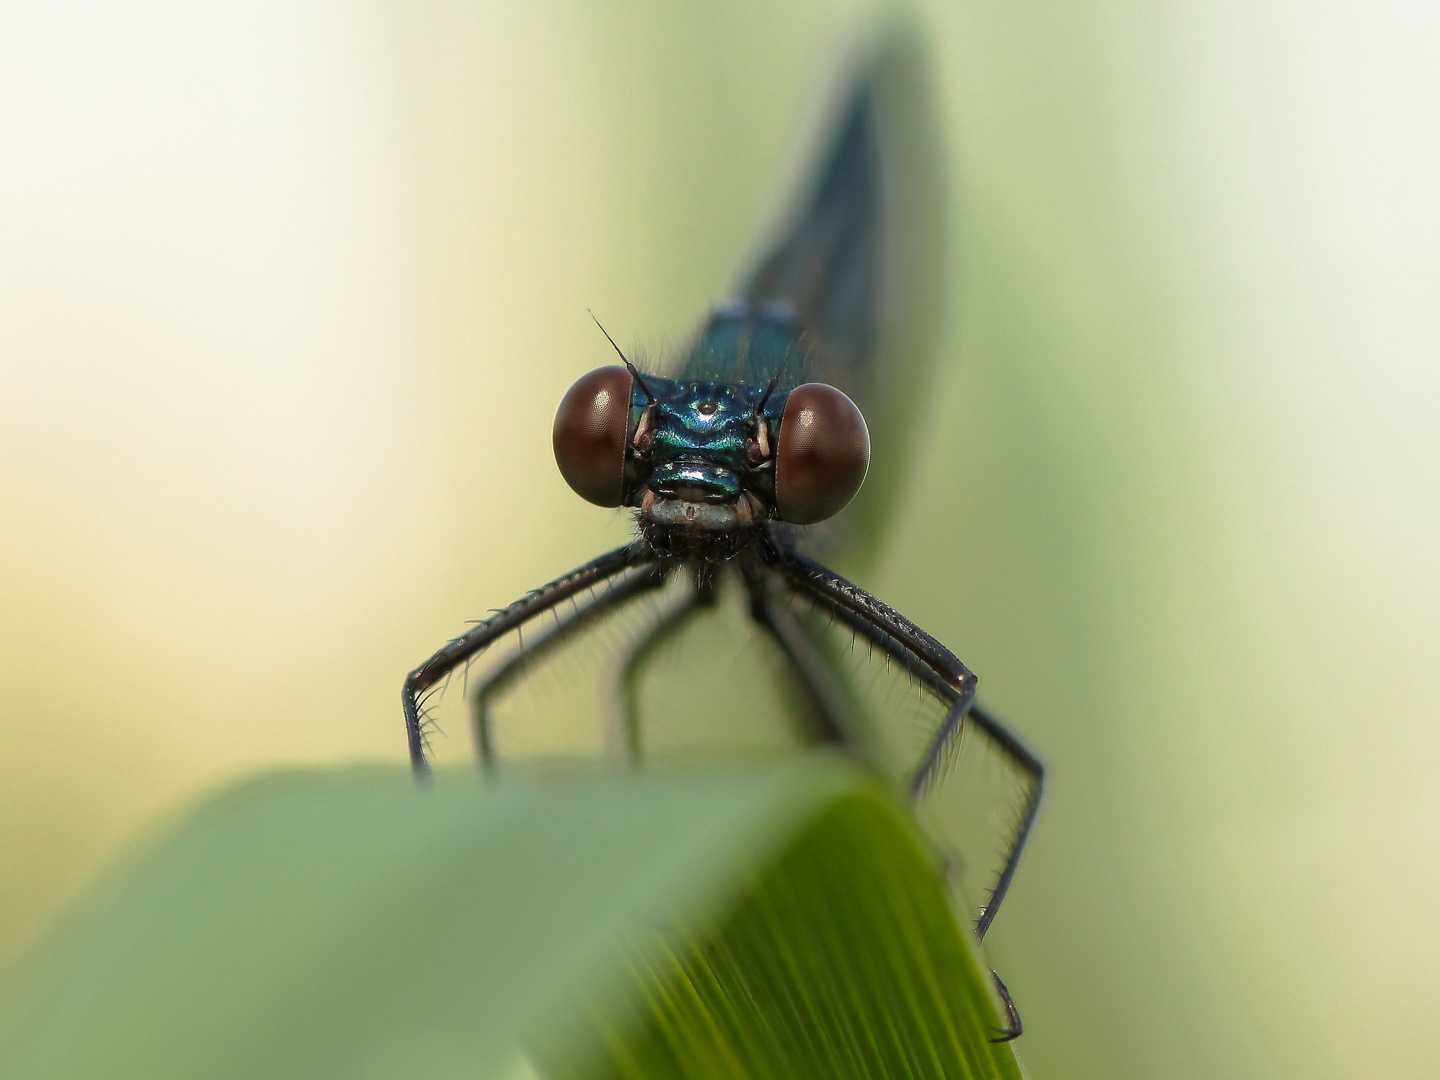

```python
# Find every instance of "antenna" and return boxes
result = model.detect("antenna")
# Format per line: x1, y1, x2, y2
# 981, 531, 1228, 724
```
589, 310, 655, 403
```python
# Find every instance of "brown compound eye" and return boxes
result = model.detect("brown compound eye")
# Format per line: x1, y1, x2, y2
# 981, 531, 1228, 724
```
553, 365, 633, 507
775, 382, 870, 524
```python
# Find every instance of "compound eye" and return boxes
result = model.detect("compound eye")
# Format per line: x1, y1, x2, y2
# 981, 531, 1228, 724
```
775, 382, 870, 524
553, 365, 633, 507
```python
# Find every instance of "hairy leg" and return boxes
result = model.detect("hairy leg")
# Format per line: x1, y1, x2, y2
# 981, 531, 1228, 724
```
403, 544, 656, 776
468, 566, 669, 770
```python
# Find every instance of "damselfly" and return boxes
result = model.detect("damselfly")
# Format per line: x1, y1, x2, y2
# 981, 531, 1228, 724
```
402, 43, 1043, 1040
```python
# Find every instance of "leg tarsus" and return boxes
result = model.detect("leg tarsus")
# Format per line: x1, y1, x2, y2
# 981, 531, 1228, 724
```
988, 968, 1024, 1042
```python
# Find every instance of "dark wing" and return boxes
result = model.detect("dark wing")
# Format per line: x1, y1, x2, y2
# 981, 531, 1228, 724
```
739, 33, 948, 572
740, 65, 883, 400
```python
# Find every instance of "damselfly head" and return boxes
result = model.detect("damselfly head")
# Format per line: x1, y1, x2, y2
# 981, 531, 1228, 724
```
553, 365, 870, 541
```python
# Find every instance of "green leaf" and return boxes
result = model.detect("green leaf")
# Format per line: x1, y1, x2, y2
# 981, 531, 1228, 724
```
0, 757, 1024, 1080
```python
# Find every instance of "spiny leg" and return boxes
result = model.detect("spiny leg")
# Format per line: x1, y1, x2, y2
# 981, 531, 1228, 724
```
468, 565, 670, 772
403, 543, 655, 777
767, 544, 979, 784
767, 542, 1042, 1041
768, 543, 1043, 932
742, 569, 853, 748
610, 579, 716, 765
776, 597, 1036, 1042
776, 579, 1042, 943
962, 701, 1043, 941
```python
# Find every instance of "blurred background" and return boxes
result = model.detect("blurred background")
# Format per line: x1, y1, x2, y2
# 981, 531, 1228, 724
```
2, 1, 1438, 1078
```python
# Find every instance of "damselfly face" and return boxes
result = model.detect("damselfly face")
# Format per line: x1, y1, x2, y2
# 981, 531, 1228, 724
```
553, 308, 870, 563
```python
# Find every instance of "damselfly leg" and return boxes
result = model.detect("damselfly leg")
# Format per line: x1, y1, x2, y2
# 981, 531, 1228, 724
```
765, 542, 1045, 938
468, 565, 669, 770
611, 579, 714, 764
402, 543, 657, 775
760, 539, 1043, 1041
743, 574, 855, 748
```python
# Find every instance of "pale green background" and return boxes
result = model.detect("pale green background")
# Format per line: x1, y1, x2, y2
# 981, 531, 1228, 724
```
2, 3, 1437, 1079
